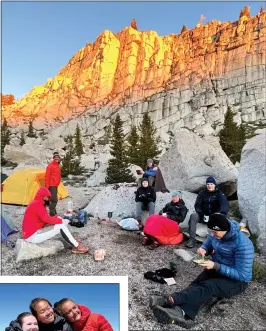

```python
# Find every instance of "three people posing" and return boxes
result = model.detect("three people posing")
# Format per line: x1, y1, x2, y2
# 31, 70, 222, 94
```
6, 297, 113, 331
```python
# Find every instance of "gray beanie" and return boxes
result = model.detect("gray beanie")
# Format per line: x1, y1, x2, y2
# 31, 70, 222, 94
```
147, 159, 153, 163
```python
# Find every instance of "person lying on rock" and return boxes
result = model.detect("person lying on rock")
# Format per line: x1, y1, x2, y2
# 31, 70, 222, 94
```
142, 191, 188, 249
137, 158, 158, 187
30, 297, 73, 331
5, 312, 39, 331
54, 298, 113, 331
22, 187, 89, 254
186, 176, 229, 248
135, 177, 156, 229
149, 213, 254, 329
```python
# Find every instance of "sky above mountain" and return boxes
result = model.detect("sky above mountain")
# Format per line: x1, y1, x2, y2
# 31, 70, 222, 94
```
2, 1, 264, 98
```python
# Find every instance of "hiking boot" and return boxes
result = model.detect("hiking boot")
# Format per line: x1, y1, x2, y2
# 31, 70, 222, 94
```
149, 295, 174, 308
153, 305, 194, 329
71, 244, 89, 254
148, 241, 160, 250
142, 236, 151, 246
185, 238, 196, 249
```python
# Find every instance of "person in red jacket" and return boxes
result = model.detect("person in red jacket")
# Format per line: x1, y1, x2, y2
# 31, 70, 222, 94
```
54, 299, 113, 331
22, 187, 89, 254
45, 151, 61, 216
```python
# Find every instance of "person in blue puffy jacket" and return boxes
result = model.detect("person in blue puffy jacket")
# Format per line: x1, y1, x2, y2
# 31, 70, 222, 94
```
149, 213, 254, 328
138, 159, 158, 187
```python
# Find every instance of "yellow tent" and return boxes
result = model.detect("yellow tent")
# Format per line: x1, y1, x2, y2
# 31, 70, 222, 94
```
1, 168, 69, 205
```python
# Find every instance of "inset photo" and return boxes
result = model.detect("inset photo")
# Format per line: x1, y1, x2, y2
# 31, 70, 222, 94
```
0, 276, 127, 331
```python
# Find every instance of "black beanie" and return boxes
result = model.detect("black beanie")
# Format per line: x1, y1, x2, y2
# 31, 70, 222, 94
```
206, 176, 216, 185
207, 213, 230, 231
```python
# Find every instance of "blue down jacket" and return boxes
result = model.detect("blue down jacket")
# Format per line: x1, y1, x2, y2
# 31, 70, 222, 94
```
201, 220, 254, 282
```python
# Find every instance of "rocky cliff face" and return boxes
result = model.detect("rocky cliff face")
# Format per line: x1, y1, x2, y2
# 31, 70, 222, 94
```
2, 9, 266, 145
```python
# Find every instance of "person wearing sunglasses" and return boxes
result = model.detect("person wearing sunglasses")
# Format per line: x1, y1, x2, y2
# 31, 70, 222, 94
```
149, 213, 254, 328
22, 187, 89, 254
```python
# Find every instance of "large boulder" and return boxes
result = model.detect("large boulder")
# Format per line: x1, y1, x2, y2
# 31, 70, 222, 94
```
15, 239, 65, 262
159, 130, 238, 195
85, 185, 197, 228
238, 130, 266, 255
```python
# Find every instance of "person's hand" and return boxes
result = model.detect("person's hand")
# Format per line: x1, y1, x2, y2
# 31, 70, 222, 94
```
162, 213, 167, 217
153, 167, 158, 171
197, 247, 206, 257
200, 261, 215, 270
140, 169, 144, 174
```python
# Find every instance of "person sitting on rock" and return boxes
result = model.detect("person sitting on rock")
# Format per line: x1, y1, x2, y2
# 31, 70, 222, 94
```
158, 191, 188, 224
138, 159, 158, 187
135, 178, 156, 229
5, 312, 39, 331
54, 298, 113, 331
22, 187, 89, 254
186, 176, 229, 248
29, 297, 73, 331
142, 191, 188, 250
149, 213, 254, 328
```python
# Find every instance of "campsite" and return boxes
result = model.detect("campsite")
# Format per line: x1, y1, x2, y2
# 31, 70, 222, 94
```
1, 165, 266, 331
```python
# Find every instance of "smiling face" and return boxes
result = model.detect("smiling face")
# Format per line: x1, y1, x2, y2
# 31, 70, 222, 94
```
21, 315, 39, 331
206, 183, 215, 191
208, 229, 227, 239
172, 196, 180, 203
60, 300, 81, 323
35, 301, 54, 324
142, 180, 149, 188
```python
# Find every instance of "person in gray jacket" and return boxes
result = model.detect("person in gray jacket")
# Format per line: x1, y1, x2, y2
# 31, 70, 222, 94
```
30, 297, 73, 331
5, 312, 39, 331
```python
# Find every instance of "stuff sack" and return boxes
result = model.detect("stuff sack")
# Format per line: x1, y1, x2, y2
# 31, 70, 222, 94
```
117, 218, 139, 231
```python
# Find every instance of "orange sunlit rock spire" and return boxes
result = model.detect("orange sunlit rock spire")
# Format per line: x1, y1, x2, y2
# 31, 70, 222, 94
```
2, 7, 266, 128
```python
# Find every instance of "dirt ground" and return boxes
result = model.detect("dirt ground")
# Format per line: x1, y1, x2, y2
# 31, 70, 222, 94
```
1, 184, 266, 330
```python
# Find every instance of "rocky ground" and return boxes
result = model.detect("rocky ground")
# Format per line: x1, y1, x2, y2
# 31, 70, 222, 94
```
1, 179, 266, 330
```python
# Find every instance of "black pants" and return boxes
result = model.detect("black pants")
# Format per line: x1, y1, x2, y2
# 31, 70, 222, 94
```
48, 186, 58, 216
171, 269, 248, 320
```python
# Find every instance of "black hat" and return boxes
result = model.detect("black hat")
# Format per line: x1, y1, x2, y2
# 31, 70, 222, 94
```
207, 213, 230, 231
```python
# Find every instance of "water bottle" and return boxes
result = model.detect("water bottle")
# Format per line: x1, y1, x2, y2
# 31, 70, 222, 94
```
67, 199, 73, 212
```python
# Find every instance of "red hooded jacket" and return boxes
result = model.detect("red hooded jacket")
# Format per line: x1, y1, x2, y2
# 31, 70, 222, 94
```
22, 187, 63, 239
73, 305, 113, 331
45, 160, 61, 188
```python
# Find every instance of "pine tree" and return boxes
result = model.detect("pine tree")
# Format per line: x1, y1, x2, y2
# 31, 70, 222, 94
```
105, 115, 135, 184
1, 118, 11, 156
61, 135, 85, 177
19, 130, 26, 146
181, 25, 188, 33
138, 112, 161, 169
74, 124, 84, 156
219, 107, 247, 164
27, 120, 36, 138
127, 125, 140, 165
